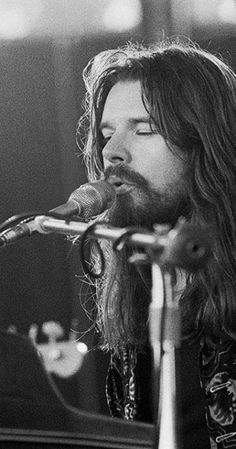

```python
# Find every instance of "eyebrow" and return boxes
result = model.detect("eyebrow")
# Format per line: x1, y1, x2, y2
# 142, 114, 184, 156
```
99, 116, 153, 131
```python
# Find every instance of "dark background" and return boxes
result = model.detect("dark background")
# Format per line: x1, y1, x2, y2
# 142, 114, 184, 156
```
0, 0, 235, 418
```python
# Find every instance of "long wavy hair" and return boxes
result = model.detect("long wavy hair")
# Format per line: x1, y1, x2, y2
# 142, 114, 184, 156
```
77, 39, 236, 352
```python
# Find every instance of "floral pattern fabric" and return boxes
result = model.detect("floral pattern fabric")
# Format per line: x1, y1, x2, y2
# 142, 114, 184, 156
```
106, 345, 153, 422
200, 337, 236, 449
106, 339, 236, 448
106, 346, 138, 420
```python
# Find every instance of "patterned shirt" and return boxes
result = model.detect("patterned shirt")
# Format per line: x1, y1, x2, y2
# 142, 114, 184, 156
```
106, 345, 153, 422
201, 337, 236, 449
106, 339, 236, 449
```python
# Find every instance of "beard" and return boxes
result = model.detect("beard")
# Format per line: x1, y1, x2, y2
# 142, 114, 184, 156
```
104, 164, 190, 229
97, 164, 190, 351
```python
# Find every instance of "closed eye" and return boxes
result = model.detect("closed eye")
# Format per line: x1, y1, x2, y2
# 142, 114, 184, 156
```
136, 129, 157, 136
135, 123, 157, 136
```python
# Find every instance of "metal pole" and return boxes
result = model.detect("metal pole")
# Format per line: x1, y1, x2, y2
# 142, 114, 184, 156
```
150, 262, 181, 449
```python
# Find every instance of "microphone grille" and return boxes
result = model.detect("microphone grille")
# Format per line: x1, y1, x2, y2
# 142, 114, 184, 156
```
69, 180, 116, 219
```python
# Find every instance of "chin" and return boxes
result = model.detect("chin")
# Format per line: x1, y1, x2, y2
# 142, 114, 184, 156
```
107, 195, 155, 229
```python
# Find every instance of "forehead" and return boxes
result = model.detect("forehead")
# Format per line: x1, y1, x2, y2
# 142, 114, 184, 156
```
101, 80, 149, 125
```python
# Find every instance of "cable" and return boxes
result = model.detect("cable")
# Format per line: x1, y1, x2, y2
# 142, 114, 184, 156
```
0, 210, 85, 234
79, 221, 108, 279
0, 211, 47, 233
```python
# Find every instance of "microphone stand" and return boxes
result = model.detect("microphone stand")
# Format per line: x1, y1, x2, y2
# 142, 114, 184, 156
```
150, 260, 180, 449
1, 214, 210, 449
35, 215, 210, 449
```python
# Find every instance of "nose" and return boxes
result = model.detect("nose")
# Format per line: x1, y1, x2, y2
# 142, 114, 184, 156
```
102, 134, 131, 166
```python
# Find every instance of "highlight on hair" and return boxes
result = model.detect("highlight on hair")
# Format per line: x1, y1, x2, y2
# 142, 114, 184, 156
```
77, 38, 236, 351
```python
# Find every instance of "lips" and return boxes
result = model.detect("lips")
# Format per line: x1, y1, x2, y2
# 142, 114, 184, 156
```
108, 175, 134, 194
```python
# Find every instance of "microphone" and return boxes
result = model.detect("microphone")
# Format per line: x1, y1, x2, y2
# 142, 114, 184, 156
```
0, 180, 116, 247
50, 180, 116, 220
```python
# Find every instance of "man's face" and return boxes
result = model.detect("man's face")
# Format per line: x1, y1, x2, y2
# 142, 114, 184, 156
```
100, 80, 188, 227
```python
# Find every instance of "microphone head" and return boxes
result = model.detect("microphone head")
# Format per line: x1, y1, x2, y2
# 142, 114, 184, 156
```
69, 180, 116, 219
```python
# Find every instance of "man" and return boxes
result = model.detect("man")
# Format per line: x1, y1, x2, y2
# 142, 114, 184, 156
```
77, 40, 236, 448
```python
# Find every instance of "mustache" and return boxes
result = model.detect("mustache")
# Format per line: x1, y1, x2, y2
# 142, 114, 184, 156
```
104, 164, 149, 189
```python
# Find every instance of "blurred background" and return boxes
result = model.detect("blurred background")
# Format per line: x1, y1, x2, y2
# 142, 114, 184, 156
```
0, 0, 235, 420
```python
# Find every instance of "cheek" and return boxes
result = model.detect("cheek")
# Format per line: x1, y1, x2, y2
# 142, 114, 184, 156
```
135, 151, 184, 189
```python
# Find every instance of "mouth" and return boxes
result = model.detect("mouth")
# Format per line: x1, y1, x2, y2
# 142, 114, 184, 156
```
108, 176, 134, 195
